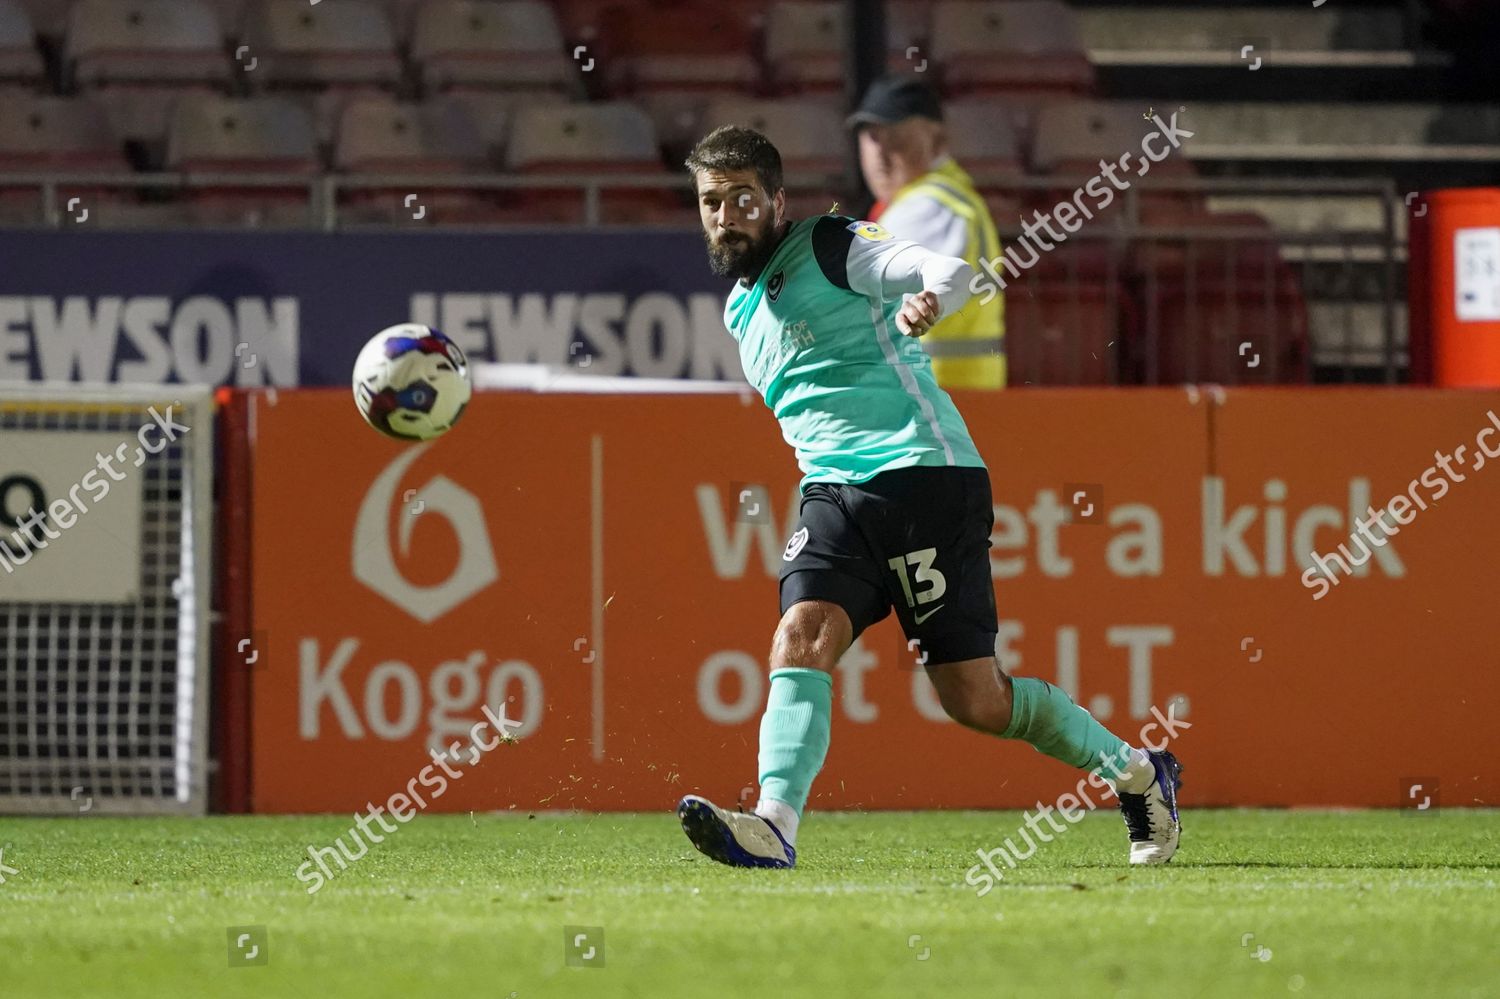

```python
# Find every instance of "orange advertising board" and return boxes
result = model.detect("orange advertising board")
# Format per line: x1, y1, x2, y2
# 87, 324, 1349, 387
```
237, 387, 1500, 812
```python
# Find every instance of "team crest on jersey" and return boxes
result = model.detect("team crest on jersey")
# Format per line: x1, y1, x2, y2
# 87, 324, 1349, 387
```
847, 221, 892, 242
783, 527, 809, 562
767, 268, 785, 301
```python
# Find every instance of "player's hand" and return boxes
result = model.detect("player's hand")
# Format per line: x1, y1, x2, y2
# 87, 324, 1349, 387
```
896, 291, 942, 337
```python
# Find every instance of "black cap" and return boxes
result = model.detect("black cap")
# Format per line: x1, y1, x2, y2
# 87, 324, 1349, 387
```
846, 77, 944, 129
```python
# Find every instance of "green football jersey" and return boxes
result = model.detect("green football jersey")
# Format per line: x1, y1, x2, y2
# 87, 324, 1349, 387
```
723, 215, 987, 490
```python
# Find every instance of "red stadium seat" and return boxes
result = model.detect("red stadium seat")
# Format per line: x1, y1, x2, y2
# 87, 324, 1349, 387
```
595, 2, 759, 98
242, 0, 401, 90
549, 0, 626, 44
166, 93, 319, 225
503, 101, 676, 224
0, 0, 44, 87
930, 1, 1094, 96
412, 0, 579, 94
1002, 242, 1128, 386
591, 1, 761, 153
1128, 210, 1310, 385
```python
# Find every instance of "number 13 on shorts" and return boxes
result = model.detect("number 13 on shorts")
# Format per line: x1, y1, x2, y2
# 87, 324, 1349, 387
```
887, 547, 947, 608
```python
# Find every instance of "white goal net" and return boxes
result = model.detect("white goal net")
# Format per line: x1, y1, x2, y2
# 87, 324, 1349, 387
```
0, 385, 213, 815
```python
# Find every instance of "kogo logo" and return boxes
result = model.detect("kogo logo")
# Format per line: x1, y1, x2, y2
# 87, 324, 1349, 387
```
353, 446, 498, 622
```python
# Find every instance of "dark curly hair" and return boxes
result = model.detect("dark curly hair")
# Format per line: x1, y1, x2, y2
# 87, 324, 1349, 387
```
685, 125, 784, 197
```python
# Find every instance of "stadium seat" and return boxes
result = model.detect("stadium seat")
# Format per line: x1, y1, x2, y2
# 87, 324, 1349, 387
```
411, 0, 578, 94
699, 98, 843, 174
202, 0, 248, 36
166, 93, 317, 171
1127, 209, 1310, 385
504, 101, 676, 223
930, 1, 1094, 96
438, 89, 569, 160
885, 0, 931, 72
384, 0, 423, 40
0, 94, 131, 225
765, 2, 844, 93
506, 100, 658, 169
1002, 243, 1127, 386
67, 0, 232, 86
65, 0, 235, 144
336, 96, 487, 172
698, 97, 843, 218
596, 2, 759, 97
165, 94, 319, 226
939, 99, 1027, 223
1029, 100, 1199, 225
1030, 100, 1193, 173
335, 97, 496, 224
0, 93, 129, 171
0, 0, 43, 86
14, 0, 67, 38
242, 0, 401, 89
943, 100, 1026, 180
550, 0, 630, 44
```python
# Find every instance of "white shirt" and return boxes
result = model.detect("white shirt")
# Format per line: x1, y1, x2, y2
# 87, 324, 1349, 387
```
877, 155, 971, 260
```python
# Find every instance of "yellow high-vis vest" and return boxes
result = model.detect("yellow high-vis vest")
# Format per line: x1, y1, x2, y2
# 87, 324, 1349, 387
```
885, 159, 1005, 389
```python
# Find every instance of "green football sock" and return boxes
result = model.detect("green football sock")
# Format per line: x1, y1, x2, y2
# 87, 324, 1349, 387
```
757, 667, 833, 814
1002, 676, 1131, 776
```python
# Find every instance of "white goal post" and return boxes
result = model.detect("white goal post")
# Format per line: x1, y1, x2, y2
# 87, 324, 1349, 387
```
0, 384, 214, 815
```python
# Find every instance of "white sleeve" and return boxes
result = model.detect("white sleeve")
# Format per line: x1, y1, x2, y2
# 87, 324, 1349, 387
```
878, 193, 970, 259
842, 221, 975, 320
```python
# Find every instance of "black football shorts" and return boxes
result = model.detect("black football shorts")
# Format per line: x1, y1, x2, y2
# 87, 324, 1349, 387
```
778, 464, 998, 665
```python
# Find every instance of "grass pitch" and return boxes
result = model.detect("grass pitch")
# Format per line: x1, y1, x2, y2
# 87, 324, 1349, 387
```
1, 809, 1496, 998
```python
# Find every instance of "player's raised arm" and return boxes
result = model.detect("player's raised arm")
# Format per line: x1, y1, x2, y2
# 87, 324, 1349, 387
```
810, 217, 975, 338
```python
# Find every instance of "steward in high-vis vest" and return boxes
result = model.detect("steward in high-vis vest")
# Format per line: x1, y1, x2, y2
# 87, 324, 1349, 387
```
849, 77, 1005, 389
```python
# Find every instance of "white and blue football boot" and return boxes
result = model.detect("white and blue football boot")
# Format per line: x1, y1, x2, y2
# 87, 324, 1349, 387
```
1118, 749, 1183, 864
677, 795, 796, 869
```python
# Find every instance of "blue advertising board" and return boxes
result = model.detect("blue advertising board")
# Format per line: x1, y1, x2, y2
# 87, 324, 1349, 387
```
0, 229, 743, 386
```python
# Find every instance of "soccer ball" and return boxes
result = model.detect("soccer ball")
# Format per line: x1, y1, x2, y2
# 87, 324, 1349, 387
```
352, 324, 472, 441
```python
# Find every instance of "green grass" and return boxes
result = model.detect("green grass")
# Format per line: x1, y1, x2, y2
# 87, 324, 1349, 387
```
1, 810, 1497, 998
